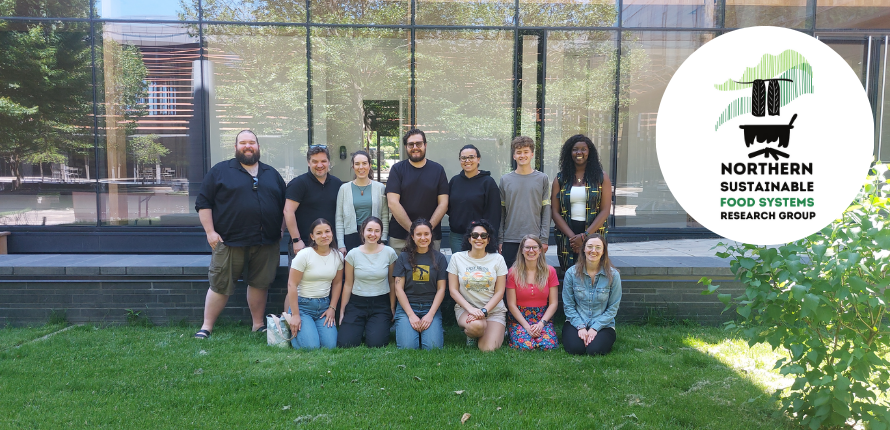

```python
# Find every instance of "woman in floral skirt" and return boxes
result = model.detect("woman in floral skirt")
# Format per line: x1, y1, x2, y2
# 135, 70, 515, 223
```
505, 234, 559, 350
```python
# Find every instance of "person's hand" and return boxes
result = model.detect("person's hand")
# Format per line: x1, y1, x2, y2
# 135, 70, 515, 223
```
292, 240, 305, 254
288, 313, 301, 334
391, 306, 396, 322
339, 247, 347, 256
207, 231, 223, 249
498, 244, 502, 253
587, 328, 598, 345
409, 314, 423, 331
322, 308, 336, 327
419, 313, 434, 332
528, 322, 543, 338
578, 328, 589, 345
569, 233, 585, 252
542, 243, 549, 253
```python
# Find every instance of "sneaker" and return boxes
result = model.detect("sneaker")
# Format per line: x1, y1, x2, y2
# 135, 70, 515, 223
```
466, 336, 477, 347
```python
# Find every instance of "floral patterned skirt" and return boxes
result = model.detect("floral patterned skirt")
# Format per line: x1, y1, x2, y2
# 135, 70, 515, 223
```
507, 305, 558, 350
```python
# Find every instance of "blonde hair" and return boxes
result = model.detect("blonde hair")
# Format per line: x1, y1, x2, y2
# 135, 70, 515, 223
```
510, 235, 549, 289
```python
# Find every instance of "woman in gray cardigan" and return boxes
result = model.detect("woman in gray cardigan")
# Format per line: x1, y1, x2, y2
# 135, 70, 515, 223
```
337, 150, 390, 254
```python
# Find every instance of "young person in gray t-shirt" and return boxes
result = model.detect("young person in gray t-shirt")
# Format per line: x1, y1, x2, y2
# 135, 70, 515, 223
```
499, 136, 551, 269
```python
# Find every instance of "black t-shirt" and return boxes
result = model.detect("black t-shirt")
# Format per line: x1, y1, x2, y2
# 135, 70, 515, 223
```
393, 250, 449, 304
195, 159, 286, 247
385, 159, 449, 240
285, 172, 343, 243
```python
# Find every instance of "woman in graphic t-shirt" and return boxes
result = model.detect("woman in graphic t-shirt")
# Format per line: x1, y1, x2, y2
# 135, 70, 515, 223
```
393, 218, 449, 350
337, 216, 398, 347
505, 234, 560, 350
447, 219, 508, 351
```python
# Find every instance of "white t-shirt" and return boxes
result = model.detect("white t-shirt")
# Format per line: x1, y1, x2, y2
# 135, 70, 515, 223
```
291, 247, 344, 298
346, 246, 398, 297
446, 251, 508, 309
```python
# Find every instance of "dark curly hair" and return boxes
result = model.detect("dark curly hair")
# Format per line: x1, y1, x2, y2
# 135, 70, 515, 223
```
404, 218, 438, 272
558, 134, 604, 188
462, 219, 499, 254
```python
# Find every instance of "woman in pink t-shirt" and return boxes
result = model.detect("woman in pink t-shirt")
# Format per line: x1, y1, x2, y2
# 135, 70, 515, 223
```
505, 234, 559, 350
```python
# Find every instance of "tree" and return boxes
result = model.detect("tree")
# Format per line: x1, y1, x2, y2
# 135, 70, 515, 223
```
128, 134, 170, 184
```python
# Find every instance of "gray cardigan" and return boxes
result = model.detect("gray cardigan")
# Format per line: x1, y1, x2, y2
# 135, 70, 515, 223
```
335, 180, 390, 246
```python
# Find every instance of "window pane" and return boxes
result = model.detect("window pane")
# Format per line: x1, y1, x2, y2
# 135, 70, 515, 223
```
0, 20, 97, 226
876, 38, 890, 162
817, 0, 890, 29
725, 0, 808, 29
96, 0, 193, 20
615, 31, 715, 228
312, 0, 408, 25
199, 0, 306, 23
622, 0, 717, 28
205, 24, 308, 183
97, 22, 201, 226
541, 31, 617, 196
1, 0, 89, 18
415, 30, 514, 181
520, 0, 617, 27
416, 0, 515, 26
311, 27, 410, 182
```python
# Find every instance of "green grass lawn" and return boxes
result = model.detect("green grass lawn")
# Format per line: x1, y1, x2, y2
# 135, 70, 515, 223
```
0, 323, 796, 429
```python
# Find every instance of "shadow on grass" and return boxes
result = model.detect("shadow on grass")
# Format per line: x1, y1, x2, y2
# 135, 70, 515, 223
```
0, 324, 796, 429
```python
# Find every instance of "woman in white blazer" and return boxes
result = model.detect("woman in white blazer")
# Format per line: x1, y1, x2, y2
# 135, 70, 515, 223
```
336, 150, 390, 255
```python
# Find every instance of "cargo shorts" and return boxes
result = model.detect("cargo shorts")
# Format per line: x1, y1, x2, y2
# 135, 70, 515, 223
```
208, 242, 280, 295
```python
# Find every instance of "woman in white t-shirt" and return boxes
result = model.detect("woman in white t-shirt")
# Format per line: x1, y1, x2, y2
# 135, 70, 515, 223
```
447, 219, 508, 351
337, 216, 398, 347
287, 218, 344, 349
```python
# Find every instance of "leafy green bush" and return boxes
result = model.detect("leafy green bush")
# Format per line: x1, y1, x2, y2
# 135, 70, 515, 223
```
702, 163, 890, 429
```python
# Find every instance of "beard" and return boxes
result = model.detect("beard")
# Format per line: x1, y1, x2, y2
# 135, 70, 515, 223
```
235, 147, 260, 165
408, 149, 425, 163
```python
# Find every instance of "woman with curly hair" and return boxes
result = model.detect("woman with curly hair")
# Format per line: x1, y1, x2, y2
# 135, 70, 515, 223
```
447, 219, 508, 351
393, 219, 449, 349
551, 134, 611, 271
505, 234, 559, 350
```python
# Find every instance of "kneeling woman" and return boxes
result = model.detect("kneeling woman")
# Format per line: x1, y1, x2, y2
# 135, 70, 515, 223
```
338, 216, 398, 347
447, 219, 508, 351
505, 234, 559, 350
393, 219, 449, 349
562, 233, 621, 355
287, 218, 344, 349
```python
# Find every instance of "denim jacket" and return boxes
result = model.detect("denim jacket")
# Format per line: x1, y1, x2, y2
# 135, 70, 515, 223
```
562, 264, 621, 332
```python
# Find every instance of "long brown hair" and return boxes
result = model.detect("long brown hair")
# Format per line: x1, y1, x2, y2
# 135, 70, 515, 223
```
510, 235, 549, 290
574, 233, 616, 284
404, 218, 438, 272
306, 218, 343, 263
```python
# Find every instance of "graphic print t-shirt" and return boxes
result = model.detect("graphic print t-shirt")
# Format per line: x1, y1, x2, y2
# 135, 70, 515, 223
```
446, 251, 508, 309
393, 250, 449, 304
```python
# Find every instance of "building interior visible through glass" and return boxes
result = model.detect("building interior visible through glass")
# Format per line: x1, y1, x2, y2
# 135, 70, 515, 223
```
0, 0, 887, 232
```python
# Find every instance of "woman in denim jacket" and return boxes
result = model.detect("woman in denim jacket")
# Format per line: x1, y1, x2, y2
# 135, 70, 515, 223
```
562, 233, 621, 355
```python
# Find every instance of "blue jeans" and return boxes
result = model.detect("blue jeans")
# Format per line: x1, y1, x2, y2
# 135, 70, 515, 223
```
394, 302, 444, 350
290, 297, 337, 350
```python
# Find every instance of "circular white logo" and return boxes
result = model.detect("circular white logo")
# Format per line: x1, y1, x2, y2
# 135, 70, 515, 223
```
657, 27, 874, 245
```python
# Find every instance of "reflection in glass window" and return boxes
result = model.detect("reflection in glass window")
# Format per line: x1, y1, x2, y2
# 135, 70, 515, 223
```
195, 0, 307, 23
1, 0, 89, 18
817, 0, 890, 30
615, 32, 714, 228
97, 22, 201, 226
520, 0, 617, 27
725, 0, 808, 29
0, 20, 96, 226
312, 0, 409, 25
622, 0, 717, 28
311, 28, 410, 182
541, 31, 623, 191
97, 0, 193, 20
415, 30, 515, 180
205, 25, 308, 183
416, 0, 515, 26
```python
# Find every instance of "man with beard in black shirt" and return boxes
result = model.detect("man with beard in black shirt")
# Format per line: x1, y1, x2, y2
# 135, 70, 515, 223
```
194, 130, 286, 339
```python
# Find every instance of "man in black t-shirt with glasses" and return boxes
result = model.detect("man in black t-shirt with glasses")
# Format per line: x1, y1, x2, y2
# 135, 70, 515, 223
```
386, 129, 449, 254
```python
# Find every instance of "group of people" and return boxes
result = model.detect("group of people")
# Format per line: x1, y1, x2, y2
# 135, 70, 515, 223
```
192, 128, 620, 356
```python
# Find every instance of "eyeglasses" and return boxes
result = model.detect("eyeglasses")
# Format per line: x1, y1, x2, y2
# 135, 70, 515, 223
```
406, 142, 425, 149
252, 176, 258, 191
586, 246, 604, 252
523, 246, 540, 251
459, 155, 477, 162
470, 232, 489, 239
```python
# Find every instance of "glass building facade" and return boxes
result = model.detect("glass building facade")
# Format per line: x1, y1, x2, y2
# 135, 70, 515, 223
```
1, 0, 888, 252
